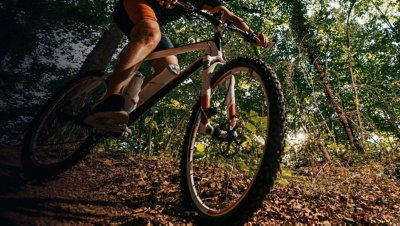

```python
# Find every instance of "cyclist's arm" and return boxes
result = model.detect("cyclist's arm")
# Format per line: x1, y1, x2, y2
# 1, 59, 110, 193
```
208, 6, 269, 48
209, 6, 252, 32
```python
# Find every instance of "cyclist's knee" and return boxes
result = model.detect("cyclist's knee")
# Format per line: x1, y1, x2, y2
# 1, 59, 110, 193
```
129, 19, 161, 47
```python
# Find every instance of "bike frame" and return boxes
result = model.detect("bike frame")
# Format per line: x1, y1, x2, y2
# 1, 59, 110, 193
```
128, 30, 234, 136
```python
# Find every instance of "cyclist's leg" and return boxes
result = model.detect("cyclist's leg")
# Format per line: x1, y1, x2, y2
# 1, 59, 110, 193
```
85, 0, 161, 130
105, 0, 161, 98
105, 21, 161, 97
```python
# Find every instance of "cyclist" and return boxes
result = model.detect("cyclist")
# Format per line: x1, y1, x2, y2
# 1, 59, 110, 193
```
84, 0, 270, 132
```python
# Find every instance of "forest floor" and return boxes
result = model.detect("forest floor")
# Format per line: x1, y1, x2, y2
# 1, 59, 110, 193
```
0, 146, 399, 225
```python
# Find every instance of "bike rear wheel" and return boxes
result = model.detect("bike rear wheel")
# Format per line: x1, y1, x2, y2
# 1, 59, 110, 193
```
21, 71, 107, 178
180, 57, 286, 225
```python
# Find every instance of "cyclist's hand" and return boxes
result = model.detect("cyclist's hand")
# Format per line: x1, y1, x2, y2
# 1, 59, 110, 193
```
253, 32, 269, 49
158, 0, 178, 9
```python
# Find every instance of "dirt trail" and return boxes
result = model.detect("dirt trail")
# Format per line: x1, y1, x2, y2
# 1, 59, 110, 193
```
1, 146, 399, 225
0, 147, 194, 225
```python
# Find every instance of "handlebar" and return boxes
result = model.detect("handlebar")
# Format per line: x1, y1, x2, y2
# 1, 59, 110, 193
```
173, 1, 261, 45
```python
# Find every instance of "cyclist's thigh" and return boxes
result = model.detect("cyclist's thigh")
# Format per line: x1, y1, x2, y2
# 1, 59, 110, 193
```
118, 0, 178, 72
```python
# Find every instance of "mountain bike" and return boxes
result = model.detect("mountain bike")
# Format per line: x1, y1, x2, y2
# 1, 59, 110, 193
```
21, 2, 286, 225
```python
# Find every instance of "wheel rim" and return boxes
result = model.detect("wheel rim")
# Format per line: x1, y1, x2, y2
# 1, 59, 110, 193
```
29, 76, 106, 167
186, 67, 269, 215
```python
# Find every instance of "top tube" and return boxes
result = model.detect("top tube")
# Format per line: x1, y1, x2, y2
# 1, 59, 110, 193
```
144, 40, 220, 61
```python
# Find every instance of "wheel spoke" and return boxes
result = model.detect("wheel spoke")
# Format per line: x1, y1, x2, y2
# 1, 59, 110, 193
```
22, 73, 106, 177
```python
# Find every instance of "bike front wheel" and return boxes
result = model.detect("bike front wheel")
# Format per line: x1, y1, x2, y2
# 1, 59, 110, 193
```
21, 71, 107, 178
181, 57, 286, 225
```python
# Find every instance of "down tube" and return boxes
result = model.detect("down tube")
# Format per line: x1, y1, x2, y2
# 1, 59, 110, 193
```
127, 58, 203, 124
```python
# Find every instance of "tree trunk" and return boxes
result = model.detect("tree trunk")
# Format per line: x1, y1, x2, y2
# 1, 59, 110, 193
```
288, 0, 364, 153
317, 130, 331, 162
311, 51, 363, 152
347, 0, 366, 151
78, 25, 124, 74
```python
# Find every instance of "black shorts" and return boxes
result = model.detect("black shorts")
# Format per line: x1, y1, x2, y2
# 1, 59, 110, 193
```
113, 0, 174, 52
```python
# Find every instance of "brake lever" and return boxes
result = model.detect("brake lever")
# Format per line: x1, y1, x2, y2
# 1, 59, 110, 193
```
236, 29, 260, 44
246, 32, 277, 51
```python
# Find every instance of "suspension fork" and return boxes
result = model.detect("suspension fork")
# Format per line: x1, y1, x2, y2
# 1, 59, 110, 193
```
225, 75, 236, 129
199, 54, 215, 135
199, 54, 236, 137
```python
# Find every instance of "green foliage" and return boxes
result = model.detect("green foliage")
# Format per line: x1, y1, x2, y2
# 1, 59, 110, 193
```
278, 0, 399, 164
1, 0, 398, 166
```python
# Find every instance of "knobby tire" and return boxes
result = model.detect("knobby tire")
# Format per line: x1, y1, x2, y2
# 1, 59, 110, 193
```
180, 56, 286, 225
